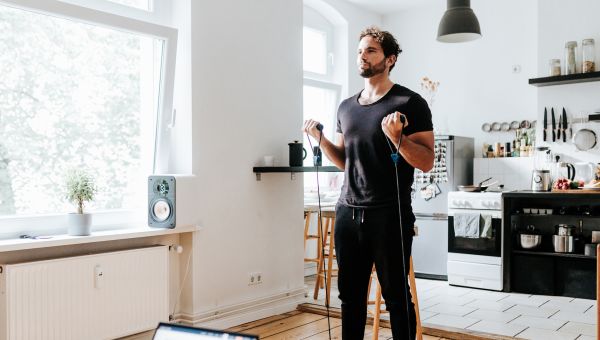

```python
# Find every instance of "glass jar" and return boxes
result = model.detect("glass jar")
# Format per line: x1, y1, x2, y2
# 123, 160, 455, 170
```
565, 41, 577, 75
533, 146, 551, 171
549, 59, 561, 76
582, 38, 595, 73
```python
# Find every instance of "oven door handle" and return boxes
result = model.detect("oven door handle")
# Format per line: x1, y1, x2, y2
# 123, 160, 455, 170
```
415, 213, 448, 220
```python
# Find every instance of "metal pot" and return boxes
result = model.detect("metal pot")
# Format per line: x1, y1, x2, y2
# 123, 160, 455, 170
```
519, 234, 542, 249
584, 243, 597, 257
555, 224, 576, 236
553, 235, 574, 253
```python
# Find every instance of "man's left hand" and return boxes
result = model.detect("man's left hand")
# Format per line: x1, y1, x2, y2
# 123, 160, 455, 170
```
381, 111, 408, 145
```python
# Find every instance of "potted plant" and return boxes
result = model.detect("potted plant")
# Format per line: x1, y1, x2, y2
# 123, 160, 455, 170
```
65, 169, 97, 236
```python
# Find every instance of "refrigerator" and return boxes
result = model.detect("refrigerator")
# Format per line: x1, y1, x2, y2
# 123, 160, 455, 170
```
411, 135, 473, 279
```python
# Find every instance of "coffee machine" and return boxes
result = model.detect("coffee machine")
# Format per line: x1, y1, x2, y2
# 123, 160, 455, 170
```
532, 146, 552, 191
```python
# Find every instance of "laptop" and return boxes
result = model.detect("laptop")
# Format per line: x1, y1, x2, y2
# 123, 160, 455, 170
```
152, 322, 259, 340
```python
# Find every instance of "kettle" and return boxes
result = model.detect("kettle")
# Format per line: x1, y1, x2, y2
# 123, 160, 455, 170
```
288, 141, 307, 166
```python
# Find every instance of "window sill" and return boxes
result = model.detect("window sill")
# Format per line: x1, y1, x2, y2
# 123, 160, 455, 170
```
0, 225, 200, 253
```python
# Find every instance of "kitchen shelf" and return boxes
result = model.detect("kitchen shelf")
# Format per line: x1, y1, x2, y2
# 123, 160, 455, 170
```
512, 250, 596, 260
253, 166, 341, 180
529, 71, 600, 87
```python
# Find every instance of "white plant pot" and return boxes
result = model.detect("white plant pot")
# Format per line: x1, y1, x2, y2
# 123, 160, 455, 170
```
67, 213, 92, 236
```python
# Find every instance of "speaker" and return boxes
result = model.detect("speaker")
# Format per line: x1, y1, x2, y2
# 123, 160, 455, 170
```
148, 175, 195, 228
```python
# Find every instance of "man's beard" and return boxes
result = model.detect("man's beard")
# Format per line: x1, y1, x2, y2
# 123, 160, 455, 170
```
359, 59, 386, 78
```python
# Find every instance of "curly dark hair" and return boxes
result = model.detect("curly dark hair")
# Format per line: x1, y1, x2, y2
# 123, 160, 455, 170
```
359, 26, 402, 73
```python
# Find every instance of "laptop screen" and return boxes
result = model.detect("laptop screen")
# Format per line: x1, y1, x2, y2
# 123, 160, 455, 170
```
153, 323, 258, 340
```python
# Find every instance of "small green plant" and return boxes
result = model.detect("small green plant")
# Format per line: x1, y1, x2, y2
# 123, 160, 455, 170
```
65, 169, 97, 214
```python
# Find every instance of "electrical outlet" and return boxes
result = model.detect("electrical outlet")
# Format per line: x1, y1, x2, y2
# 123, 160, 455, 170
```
256, 272, 262, 284
248, 272, 263, 286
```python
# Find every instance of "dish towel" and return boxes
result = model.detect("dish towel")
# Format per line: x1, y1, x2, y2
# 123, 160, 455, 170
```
480, 214, 493, 238
454, 213, 480, 238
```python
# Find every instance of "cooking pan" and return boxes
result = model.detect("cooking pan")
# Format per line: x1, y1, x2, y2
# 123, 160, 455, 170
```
573, 128, 597, 151
458, 177, 497, 192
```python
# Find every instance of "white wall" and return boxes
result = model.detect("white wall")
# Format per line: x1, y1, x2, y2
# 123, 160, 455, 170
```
536, 0, 600, 165
383, 0, 538, 154
187, 0, 306, 326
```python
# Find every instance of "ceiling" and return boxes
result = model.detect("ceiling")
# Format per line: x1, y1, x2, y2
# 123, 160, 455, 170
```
344, 0, 439, 14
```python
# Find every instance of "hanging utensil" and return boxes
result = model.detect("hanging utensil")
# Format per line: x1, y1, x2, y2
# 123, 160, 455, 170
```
573, 129, 597, 151
543, 107, 548, 141
551, 107, 556, 142
562, 107, 568, 142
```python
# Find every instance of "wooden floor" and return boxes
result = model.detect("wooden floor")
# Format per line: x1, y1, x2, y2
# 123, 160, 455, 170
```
226, 310, 449, 340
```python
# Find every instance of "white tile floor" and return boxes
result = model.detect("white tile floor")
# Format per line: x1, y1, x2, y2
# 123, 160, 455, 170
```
304, 276, 597, 339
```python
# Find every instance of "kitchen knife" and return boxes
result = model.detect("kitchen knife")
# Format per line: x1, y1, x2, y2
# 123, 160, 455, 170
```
543, 107, 547, 141
562, 107, 567, 142
557, 114, 562, 140
551, 107, 556, 142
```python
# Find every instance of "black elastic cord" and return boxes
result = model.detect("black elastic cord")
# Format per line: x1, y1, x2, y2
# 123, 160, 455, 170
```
384, 120, 412, 340
307, 130, 332, 340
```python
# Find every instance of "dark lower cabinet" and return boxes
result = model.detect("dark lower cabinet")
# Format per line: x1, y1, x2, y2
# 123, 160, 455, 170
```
511, 254, 554, 295
555, 258, 596, 300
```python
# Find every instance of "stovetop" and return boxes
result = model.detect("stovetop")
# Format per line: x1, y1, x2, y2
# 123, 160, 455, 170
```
448, 191, 504, 210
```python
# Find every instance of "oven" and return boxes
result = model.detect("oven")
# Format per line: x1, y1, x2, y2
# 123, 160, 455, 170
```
448, 213, 502, 257
447, 191, 504, 291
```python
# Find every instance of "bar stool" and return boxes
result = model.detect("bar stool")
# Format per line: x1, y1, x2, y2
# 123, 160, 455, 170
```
303, 206, 322, 270
367, 228, 423, 340
313, 208, 337, 306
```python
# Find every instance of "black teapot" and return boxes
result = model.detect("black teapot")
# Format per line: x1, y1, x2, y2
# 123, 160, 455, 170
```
288, 141, 307, 166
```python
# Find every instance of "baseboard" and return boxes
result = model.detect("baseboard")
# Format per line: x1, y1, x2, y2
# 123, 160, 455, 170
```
414, 273, 447, 281
172, 288, 306, 329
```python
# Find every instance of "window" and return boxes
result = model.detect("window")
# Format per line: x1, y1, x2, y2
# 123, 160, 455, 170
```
302, 17, 341, 193
0, 0, 176, 236
303, 27, 328, 75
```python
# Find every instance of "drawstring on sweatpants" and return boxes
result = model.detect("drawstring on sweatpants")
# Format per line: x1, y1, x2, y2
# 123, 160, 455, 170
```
351, 208, 365, 224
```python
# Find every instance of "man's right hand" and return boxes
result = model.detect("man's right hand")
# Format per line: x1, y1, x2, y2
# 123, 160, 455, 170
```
303, 119, 322, 140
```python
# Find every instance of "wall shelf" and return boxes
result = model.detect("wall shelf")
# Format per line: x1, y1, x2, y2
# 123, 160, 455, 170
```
529, 71, 600, 87
253, 166, 341, 180
512, 250, 595, 260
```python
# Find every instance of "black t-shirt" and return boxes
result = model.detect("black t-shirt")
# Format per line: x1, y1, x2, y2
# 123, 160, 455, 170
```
336, 84, 433, 216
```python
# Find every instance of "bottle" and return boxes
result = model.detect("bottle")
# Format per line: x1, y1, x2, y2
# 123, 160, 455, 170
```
582, 39, 595, 73
549, 59, 561, 76
565, 41, 577, 75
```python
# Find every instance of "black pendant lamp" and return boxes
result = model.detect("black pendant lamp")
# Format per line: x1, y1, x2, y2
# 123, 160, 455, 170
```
437, 0, 481, 43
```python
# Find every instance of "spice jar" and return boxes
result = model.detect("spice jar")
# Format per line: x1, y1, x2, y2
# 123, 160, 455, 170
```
549, 59, 561, 76
582, 38, 595, 73
565, 41, 577, 75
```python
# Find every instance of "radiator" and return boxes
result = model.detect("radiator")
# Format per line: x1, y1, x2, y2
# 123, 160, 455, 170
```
0, 245, 169, 340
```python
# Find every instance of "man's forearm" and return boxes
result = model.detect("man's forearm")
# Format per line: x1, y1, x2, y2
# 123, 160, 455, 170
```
319, 137, 345, 170
398, 137, 434, 172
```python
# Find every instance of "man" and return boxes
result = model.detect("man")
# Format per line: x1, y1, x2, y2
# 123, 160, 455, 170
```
303, 26, 434, 339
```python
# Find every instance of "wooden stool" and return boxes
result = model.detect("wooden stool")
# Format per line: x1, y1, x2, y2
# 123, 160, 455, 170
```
367, 228, 422, 340
303, 207, 322, 269
313, 209, 337, 306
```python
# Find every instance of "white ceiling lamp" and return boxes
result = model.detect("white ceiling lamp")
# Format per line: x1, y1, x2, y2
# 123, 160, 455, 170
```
437, 0, 481, 43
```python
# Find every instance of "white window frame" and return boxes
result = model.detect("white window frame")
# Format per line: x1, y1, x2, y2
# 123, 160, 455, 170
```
0, 0, 177, 238
303, 78, 341, 137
